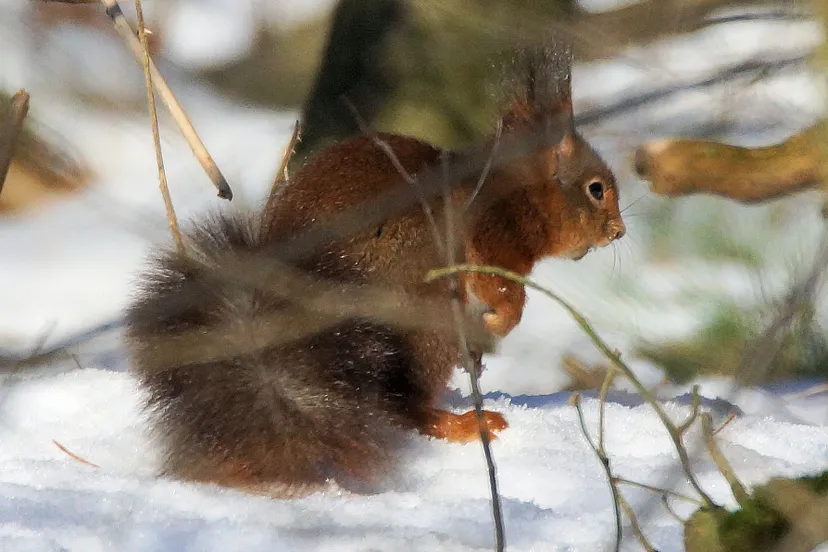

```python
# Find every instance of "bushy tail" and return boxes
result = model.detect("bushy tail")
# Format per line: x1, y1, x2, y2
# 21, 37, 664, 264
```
125, 212, 419, 493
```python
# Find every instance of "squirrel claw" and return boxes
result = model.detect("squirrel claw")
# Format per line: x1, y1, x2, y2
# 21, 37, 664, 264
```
422, 409, 509, 443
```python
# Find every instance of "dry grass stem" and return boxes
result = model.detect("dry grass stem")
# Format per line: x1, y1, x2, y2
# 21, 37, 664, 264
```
0, 90, 30, 195
617, 493, 658, 552
134, 0, 183, 254
712, 411, 739, 436
53, 440, 100, 468
597, 365, 616, 453
613, 477, 703, 506
267, 120, 300, 205
439, 152, 505, 552
676, 386, 702, 435
661, 494, 685, 524
96, 0, 233, 200
427, 264, 718, 508
571, 393, 622, 552
342, 95, 505, 549
700, 413, 750, 506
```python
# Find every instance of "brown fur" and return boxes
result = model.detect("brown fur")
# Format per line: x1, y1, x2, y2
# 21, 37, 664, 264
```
125, 44, 625, 495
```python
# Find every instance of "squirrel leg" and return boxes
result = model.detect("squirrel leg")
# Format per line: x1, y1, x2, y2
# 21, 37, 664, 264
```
420, 408, 508, 443
466, 273, 526, 337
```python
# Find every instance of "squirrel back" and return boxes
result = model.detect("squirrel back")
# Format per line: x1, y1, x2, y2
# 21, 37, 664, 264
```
125, 42, 625, 495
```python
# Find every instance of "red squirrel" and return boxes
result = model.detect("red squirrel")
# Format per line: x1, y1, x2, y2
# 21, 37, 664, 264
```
124, 45, 625, 496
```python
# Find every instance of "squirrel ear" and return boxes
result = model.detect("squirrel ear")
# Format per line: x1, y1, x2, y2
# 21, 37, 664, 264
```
557, 128, 576, 159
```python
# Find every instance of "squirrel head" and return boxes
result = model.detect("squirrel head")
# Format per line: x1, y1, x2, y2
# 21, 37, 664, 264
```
488, 43, 626, 261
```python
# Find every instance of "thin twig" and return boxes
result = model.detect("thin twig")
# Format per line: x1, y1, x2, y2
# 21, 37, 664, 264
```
96, 0, 233, 199
53, 440, 100, 468
134, 0, 183, 254
427, 264, 718, 508
341, 96, 445, 255
676, 385, 702, 435
617, 493, 658, 552
0, 90, 30, 195
464, 119, 502, 212
571, 393, 622, 552
597, 365, 616, 454
343, 92, 505, 549
712, 411, 739, 436
268, 121, 300, 202
700, 413, 750, 507
660, 494, 685, 524
439, 152, 505, 552
613, 477, 703, 505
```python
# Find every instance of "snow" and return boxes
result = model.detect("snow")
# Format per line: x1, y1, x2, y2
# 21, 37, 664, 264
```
1, 3, 827, 551
1, 368, 826, 552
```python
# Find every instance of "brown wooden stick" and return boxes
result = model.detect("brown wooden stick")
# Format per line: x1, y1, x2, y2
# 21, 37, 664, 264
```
96, 0, 233, 200
0, 90, 30, 196
634, 122, 827, 203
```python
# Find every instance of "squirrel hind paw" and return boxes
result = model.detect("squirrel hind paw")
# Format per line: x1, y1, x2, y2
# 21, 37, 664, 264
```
422, 409, 508, 443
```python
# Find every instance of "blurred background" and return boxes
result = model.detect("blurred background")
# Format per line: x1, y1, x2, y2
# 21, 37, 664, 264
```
1, 0, 827, 413
2, 2, 828, 550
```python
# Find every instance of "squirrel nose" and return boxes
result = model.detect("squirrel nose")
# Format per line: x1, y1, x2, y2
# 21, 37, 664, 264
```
610, 223, 626, 242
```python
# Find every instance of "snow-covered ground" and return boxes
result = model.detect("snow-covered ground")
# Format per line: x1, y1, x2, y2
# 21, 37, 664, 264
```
1, 2, 827, 551
1, 368, 827, 552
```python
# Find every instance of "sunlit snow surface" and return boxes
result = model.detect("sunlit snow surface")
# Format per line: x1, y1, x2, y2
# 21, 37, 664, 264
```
1, 2, 827, 551
1, 368, 827, 552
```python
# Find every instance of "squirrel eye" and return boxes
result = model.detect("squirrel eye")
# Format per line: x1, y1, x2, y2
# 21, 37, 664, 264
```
587, 180, 605, 201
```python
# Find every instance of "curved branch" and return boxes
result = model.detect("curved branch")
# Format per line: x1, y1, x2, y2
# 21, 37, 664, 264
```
634, 122, 827, 203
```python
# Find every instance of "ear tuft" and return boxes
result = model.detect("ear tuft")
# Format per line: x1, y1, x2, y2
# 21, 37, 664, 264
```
496, 41, 574, 129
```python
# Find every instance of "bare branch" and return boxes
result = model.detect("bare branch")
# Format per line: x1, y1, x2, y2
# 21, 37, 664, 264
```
578, 54, 806, 127
634, 122, 826, 203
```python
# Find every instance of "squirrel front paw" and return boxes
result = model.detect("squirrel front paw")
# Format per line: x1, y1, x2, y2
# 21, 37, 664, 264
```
483, 308, 521, 337
466, 275, 526, 338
